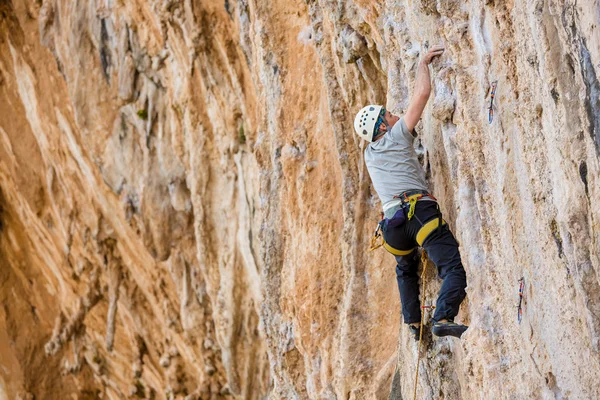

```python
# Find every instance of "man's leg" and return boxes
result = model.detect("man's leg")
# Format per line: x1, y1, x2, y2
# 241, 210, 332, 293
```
394, 250, 422, 325
421, 226, 467, 323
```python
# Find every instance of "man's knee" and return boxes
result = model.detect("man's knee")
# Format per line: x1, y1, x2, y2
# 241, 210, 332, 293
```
396, 263, 418, 279
394, 252, 419, 277
429, 246, 465, 282
441, 263, 467, 283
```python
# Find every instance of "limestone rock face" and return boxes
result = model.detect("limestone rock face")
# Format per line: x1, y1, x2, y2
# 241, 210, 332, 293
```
1, 0, 599, 399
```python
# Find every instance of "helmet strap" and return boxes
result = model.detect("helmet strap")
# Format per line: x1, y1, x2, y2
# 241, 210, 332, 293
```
372, 117, 391, 141
383, 119, 391, 132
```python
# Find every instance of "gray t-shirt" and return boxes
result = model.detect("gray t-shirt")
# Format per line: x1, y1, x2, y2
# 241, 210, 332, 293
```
364, 118, 428, 204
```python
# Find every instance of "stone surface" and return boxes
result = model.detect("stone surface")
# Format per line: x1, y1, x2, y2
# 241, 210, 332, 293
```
1, 0, 599, 399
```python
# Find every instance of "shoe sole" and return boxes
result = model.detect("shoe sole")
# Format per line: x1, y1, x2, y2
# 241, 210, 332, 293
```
432, 325, 468, 338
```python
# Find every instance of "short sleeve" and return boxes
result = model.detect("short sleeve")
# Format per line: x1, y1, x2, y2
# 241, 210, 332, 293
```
388, 117, 416, 144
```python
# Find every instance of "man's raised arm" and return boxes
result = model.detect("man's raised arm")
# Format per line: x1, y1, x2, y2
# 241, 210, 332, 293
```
403, 44, 445, 132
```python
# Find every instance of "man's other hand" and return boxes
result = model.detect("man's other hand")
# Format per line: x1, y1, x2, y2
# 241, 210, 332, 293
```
421, 44, 445, 65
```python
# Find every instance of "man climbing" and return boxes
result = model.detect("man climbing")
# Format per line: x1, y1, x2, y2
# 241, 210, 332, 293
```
354, 44, 468, 340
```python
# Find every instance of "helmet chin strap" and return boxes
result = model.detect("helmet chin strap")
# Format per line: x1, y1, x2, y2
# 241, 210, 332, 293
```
383, 119, 391, 132
373, 118, 391, 141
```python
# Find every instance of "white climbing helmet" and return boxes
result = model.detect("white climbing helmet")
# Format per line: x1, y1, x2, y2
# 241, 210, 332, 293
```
354, 105, 383, 142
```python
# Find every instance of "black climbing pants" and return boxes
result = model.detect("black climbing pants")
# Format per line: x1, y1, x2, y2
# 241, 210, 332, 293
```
382, 199, 467, 324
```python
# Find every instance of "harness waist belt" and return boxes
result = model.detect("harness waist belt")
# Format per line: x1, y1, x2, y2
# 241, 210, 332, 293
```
382, 191, 436, 217
397, 190, 431, 198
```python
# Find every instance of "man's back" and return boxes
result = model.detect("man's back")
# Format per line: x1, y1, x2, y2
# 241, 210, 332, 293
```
364, 117, 428, 204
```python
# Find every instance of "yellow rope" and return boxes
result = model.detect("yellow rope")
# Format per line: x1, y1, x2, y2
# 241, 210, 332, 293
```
413, 250, 429, 400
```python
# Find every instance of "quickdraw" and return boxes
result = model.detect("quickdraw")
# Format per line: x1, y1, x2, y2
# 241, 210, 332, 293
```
488, 80, 498, 124
368, 215, 385, 252
517, 277, 524, 324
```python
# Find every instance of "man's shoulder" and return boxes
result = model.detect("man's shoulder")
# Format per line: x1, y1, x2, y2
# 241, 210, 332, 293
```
364, 142, 375, 159
371, 134, 404, 148
384, 126, 411, 147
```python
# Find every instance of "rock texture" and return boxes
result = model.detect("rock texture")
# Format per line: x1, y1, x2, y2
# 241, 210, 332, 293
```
1, 0, 599, 399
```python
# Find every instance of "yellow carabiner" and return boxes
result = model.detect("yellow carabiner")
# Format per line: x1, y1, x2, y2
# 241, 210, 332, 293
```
368, 234, 384, 252
368, 222, 384, 252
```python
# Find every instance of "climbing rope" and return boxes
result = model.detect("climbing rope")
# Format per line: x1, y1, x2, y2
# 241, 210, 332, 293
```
413, 250, 429, 400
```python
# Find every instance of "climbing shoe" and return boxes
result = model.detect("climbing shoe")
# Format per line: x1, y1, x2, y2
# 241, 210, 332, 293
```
408, 324, 421, 341
431, 321, 468, 338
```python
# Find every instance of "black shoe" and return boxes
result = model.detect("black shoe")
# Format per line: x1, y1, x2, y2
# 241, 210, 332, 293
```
432, 321, 468, 338
408, 324, 421, 341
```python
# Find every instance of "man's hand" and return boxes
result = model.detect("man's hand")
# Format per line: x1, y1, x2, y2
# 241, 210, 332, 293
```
421, 44, 445, 65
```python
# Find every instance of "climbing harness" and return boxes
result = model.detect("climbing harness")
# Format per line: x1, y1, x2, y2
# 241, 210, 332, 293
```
400, 191, 444, 241
517, 277, 524, 324
368, 191, 446, 255
413, 250, 430, 400
488, 81, 498, 124
368, 218, 422, 255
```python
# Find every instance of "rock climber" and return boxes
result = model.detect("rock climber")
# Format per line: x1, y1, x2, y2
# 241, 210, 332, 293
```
354, 44, 468, 340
